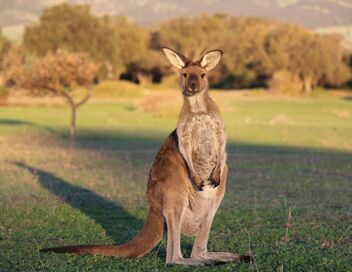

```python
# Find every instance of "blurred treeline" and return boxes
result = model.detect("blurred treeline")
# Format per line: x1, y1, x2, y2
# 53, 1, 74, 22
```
0, 3, 352, 97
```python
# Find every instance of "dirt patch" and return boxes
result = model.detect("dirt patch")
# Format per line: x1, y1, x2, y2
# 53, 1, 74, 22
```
332, 110, 350, 118
269, 114, 295, 125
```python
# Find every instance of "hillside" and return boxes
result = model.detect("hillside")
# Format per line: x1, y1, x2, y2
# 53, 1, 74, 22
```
1, 0, 352, 29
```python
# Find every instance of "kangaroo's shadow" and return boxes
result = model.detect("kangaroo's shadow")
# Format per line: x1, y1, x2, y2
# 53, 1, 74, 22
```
13, 161, 144, 245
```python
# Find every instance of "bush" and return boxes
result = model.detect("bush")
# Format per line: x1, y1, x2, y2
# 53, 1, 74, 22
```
216, 71, 261, 89
268, 70, 302, 95
92, 80, 145, 98
0, 86, 9, 105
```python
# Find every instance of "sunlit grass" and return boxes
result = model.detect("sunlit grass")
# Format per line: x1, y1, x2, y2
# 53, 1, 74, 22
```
0, 91, 351, 271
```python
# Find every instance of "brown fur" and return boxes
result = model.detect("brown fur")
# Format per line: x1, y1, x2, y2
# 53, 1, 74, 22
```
40, 48, 251, 266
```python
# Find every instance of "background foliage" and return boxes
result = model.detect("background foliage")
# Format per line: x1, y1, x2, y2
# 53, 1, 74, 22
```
0, 3, 350, 95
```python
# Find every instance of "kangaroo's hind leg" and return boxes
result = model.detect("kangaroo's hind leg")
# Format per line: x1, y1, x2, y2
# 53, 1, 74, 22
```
163, 183, 220, 266
190, 166, 251, 263
164, 209, 223, 266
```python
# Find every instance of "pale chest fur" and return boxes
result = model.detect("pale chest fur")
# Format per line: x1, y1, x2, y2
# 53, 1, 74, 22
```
177, 94, 225, 182
188, 113, 218, 181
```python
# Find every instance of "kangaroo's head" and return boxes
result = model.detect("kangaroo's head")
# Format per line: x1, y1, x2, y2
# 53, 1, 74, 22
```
162, 47, 223, 97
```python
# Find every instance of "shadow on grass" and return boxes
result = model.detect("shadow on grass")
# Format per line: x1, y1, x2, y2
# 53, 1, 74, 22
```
13, 161, 144, 245
10, 127, 352, 228
3, 116, 351, 158
0, 119, 33, 125
72, 129, 352, 157
0, 118, 57, 134
342, 96, 352, 101
71, 130, 352, 210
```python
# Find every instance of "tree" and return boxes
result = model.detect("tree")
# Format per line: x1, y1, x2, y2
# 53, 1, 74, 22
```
0, 28, 9, 81
101, 16, 152, 79
0, 28, 7, 50
264, 24, 350, 92
154, 14, 351, 90
0, 42, 26, 87
153, 15, 229, 85
23, 4, 118, 75
19, 51, 100, 142
0, 28, 11, 103
22, 3, 154, 80
220, 16, 275, 88
155, 15, 226, 60
314, 34, 350, 88
153, 15, 275, 88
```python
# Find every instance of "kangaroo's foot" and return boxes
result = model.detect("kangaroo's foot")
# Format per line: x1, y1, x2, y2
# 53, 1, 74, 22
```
202, 252, 253, 263
167, 257, 226, 266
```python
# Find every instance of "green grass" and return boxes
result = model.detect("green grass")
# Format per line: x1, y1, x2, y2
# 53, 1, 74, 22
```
0, 92, 351, 271
92, 80, 145, 98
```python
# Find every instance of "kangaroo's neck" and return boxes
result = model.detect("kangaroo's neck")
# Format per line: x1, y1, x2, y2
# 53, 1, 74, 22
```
183, 91, 209, 114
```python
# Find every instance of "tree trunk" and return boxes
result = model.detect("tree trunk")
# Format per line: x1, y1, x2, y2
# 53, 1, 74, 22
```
58, 87, 91, 147
104, 61, 114, 79
302, 77, 312, 93
70, 105, 77, 144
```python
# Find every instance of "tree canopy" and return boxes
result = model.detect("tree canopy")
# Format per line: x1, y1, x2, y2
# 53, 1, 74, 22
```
19, 50, 100, 140
15, 4, 352, 92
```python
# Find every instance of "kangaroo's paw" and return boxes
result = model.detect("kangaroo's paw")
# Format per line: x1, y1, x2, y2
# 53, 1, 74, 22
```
192, 174, 205, 191
210, 168, 221, 187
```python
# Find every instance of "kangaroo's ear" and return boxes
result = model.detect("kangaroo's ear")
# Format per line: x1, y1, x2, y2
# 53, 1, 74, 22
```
162, 47, 188, 69
199, 50, 223, 71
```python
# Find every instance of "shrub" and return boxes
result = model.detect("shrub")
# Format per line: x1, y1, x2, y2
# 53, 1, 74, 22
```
217, 71, 259, 89
0, 86, 9, 105
268, 70, 302, 95
92, 80, 145, 98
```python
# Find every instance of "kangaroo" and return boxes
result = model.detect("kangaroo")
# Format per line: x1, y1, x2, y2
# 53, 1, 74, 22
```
40, 47, 251, 265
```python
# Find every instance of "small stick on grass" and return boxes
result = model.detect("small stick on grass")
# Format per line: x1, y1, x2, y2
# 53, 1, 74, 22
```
244, 228, 259, 272
284, 207, 293, 242
333, 225, 351, 248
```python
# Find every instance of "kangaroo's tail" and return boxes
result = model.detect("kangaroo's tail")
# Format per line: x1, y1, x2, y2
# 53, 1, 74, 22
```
40, 209, 164, 258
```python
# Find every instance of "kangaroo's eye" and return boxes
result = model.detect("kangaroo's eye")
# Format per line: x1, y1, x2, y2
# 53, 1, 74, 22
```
182, 73, 187, 78
201, 73, 206, 78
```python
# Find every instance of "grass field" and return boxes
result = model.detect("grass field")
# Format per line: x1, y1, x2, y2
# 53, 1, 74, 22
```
0, 90, 351, 271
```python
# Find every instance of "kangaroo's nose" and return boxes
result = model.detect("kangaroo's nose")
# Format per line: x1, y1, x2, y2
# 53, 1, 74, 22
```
190, 82, 197, 89
187, 74, 199, 92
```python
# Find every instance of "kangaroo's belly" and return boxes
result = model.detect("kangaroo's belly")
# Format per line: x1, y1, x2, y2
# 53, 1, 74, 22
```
182, 185, 219, 237
190, 114, 218, 181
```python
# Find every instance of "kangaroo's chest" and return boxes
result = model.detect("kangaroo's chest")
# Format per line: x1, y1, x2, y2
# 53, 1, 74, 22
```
188, 114, 218, 181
